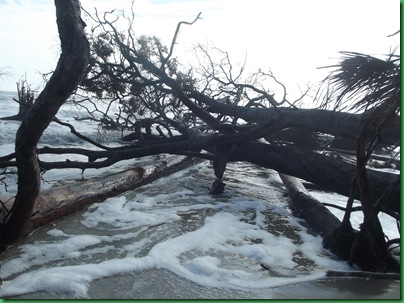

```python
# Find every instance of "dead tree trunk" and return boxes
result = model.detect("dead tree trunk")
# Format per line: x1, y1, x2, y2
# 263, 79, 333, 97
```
279, 174, 359, 260
229, 142, 399, 213
0, 0, 89, 247
0, 80, 35, 121
0, 156, 198, 238
279, 173, 399, 273
279, 174, 342, 237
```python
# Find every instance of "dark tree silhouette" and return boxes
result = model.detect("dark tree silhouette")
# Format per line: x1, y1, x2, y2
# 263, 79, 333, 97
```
0, 0, 89, 246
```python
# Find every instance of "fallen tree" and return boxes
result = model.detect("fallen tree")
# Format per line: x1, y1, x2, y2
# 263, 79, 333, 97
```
279, 174, 399, 273
0, 155, 199, 237
0, 4, 399, 273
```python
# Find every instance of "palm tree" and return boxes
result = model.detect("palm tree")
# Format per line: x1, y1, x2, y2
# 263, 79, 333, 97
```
321, 50, 400, 111
320, 49, 400, 272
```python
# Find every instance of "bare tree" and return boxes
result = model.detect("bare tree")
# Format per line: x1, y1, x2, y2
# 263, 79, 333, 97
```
0, 78, 37, 121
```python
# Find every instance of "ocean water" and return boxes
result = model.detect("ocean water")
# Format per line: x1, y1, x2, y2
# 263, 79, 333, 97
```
0, 90, 400, 299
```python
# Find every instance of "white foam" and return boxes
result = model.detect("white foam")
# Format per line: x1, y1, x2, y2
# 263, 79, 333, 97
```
1, 186, 355, 298
0, 93, 397, 299
0, 256, 156, 298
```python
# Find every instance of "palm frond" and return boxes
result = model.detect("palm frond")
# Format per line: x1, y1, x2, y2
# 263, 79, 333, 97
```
318, 51, 400, 113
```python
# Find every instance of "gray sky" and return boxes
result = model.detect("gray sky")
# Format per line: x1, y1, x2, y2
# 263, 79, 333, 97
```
0, 0, 399, 101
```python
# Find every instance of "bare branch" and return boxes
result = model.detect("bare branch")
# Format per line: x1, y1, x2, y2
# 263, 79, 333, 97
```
163, 12, 202, 68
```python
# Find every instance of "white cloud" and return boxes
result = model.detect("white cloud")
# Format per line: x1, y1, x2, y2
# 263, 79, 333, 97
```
0, 0, 399, 96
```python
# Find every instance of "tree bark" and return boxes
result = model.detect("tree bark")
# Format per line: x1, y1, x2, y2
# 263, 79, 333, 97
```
198, 95, 400, 147
229, 142, 399, 213
278, 173, 400, 273
0, 0, 89, 247
3, 134, 397, 214
278, 173, 359, 261
27, 156, 198, 234
278, 174, 342, 237
0, 156, 197, 238
347, 100, 401, 272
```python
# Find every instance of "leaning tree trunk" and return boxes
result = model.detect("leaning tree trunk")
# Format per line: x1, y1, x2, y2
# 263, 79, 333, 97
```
0, 0, 89, 247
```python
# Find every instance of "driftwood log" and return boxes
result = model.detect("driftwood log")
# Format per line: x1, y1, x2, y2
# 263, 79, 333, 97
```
279, 173, 342, 238
1, 155, 199, 238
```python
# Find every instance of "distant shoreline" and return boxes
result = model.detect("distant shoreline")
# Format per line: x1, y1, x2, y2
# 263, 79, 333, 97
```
0, 90, 17, 94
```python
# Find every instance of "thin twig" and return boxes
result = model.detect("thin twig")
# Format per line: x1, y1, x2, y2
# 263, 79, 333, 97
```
52, 117, 111, 150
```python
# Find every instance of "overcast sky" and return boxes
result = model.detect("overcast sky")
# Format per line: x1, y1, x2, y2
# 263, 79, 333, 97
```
0, 0, 399, 100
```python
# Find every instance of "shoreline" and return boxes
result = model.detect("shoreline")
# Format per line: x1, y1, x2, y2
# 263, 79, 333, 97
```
271, 276, 400, 299
6, 269, 400, 299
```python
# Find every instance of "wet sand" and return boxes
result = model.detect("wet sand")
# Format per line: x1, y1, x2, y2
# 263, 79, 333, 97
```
272, 277, 401, 299
11, 268, 400, 299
